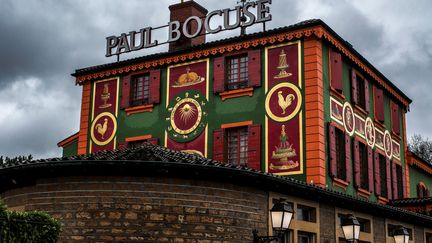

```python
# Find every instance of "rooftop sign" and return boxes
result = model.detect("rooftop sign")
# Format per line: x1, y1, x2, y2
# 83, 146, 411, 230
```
105, 0, 272, 57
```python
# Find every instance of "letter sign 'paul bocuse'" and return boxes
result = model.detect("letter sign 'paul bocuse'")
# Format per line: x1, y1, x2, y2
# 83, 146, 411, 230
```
106, 0, 272, 57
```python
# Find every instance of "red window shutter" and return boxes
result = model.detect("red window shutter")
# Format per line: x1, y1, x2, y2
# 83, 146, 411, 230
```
351, 69, 358, 105
391, 101, 400, 135
213, 129, 225, 162
392, 162, 398, 199
374, 151, 381, 195
374, 86, 384, 122
426, 189, 430, 197
149, 69, 161, 104
353, 139, 361, 188
213, 56, 225, 93
330, 49, 343, 92
386, 158, 392, 199
247, 124, 261, 171
248, 49, 261, 87
148, 137, 158, 145
402, 165, 407, 197
364, 79, 370, 113
328, 124, 337, 178
367, 147, 374, 193
345, 134, 352, 183
121, 75, 131, 109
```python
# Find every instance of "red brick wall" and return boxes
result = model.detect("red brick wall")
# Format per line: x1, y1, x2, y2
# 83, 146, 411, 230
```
1, 176, 268, 242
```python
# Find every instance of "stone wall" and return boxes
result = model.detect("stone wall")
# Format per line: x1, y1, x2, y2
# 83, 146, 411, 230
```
1, 176, 268, 243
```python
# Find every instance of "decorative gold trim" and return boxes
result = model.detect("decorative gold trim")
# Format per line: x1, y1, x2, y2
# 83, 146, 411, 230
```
90, 112, 118, 146
265, 82, 302, 122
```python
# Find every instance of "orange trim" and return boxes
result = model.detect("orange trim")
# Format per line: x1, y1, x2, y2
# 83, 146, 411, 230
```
377, 196, 389, 205
57, 132, 79, 148
221, 120, 253, 129
333, 177, 349, 191
74, 25, 410, 108
408, 151, 432, 175
125, 104, 154, 116
77, 83, 91, 155
219, 87, 254, 101
304, 38, 326, 187
357, 188, 371, 199
125, 135, 152, 142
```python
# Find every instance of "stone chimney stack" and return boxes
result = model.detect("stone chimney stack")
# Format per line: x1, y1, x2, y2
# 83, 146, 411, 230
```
169, 0, 208, 51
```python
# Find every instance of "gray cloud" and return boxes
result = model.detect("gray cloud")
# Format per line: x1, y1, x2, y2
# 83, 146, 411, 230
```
0, 0, 430, 158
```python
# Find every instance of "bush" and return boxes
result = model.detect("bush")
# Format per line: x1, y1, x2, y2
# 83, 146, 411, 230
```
0, 200, 61, 242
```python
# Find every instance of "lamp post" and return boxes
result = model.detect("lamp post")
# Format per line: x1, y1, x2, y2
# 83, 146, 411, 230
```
341, 214, 360, 242
393, 225, 409, 243
253, 201, 294, 243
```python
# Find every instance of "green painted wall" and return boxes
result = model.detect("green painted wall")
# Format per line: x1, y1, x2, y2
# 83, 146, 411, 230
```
62, 140, 78, 157
409, 166, 432, 197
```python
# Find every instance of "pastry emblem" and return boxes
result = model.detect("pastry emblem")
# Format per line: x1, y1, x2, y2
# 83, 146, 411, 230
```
172, 66, 205, 88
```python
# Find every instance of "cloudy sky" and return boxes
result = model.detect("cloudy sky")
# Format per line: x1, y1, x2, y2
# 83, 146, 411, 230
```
0, 0, 431, 159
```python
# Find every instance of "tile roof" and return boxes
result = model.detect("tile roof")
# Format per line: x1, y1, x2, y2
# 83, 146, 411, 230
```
1, 143, 432, 226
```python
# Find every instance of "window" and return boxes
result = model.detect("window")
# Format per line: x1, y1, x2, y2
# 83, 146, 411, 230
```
131, 73, 150, 106
359, 142, 369, 189
396, 164, 403, 199
426, 232, 432, 243
351, 69, 370, 112
336, 128, 347, 181
226, 126, 248, 166
379, 154, 387, 197
417, 182, 429, 198
212, 123, 261, 170
298, 231, 315, 243
226, 55, 248, 90
387, 224, 412, 241
297, 204, 316, 223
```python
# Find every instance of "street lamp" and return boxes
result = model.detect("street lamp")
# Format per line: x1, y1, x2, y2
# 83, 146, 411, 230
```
253, 201, 294, 243
393, 225, 409, 243
341, 214, 360, 242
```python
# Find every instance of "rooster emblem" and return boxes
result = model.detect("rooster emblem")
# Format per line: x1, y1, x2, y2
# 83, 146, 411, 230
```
95, 118, 108, 139
277, 91, 295, 114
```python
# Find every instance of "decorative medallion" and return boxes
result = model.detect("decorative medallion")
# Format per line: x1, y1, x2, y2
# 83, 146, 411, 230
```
365, 117, 376, 148
265, 82, 302, 122
166, 91, 208, 142
383, 130, 393, 159
90, 112, 117, 146
342, 102, 355, 136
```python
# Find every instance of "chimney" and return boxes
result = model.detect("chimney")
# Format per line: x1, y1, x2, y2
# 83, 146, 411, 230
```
169, 0, 208, 51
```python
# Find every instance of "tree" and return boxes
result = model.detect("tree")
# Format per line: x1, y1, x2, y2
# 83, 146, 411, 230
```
408, 134, 432, 164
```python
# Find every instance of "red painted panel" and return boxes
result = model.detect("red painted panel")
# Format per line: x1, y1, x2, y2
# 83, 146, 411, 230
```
353, 139, 361, 188
345, 134, 352, 183
213, 129, 225, 162
374, 86, 384, 122
121, 75, 131, 109
329, 124, 337, 178
167, 131, 206, 157
213, 56, 225, 93
367, 147, 374, 193
248, 49, 261, 87
351, 69, 358, 105
364, 79, 370, 113
374, 151, 381, 195
330, 49, 343, 92
148, 137, 158, 145
391, 101, 400, 135
392, 162, 398, 199
149, 69, 161, 104
168, 61, 207, 101
386, 158, 392, 199
247, 124, 261, 171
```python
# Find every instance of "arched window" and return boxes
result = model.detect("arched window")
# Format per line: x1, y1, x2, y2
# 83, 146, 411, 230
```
417, 182, 430, 198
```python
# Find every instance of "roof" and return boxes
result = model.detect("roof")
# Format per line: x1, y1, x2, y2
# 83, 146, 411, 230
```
407, 150, 432, 175
1, 143, 432, 226
72, 19, 412, 106
57, 132, 79, 147
391, 197, 432, 206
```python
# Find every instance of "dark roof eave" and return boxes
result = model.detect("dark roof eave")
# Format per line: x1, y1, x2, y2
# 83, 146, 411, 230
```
1, 157, 431, 226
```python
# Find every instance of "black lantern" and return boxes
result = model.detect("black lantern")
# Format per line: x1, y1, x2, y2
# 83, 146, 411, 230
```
341, 214, 360, 242
253, 201, 294, 243
393, 225, 409, 243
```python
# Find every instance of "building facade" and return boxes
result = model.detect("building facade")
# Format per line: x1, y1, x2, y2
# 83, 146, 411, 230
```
2, 1, 432, 242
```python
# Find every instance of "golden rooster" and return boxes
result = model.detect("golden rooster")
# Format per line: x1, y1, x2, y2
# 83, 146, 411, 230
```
95, 118, 108, 139
277, 91, 295, 114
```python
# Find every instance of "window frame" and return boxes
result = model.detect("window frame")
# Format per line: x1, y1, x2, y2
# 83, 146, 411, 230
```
225, 54, 249, 91
130, 72, 151, 106
226, 126, 249, 166
335, 209, 373, 243
379, 153, 388, 198
335, 127, 347, 181
359, 142, 369, 190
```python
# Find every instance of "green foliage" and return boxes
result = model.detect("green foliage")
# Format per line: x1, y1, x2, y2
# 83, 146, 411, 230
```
408, 134, 432, 164
0, 200, 61, 243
